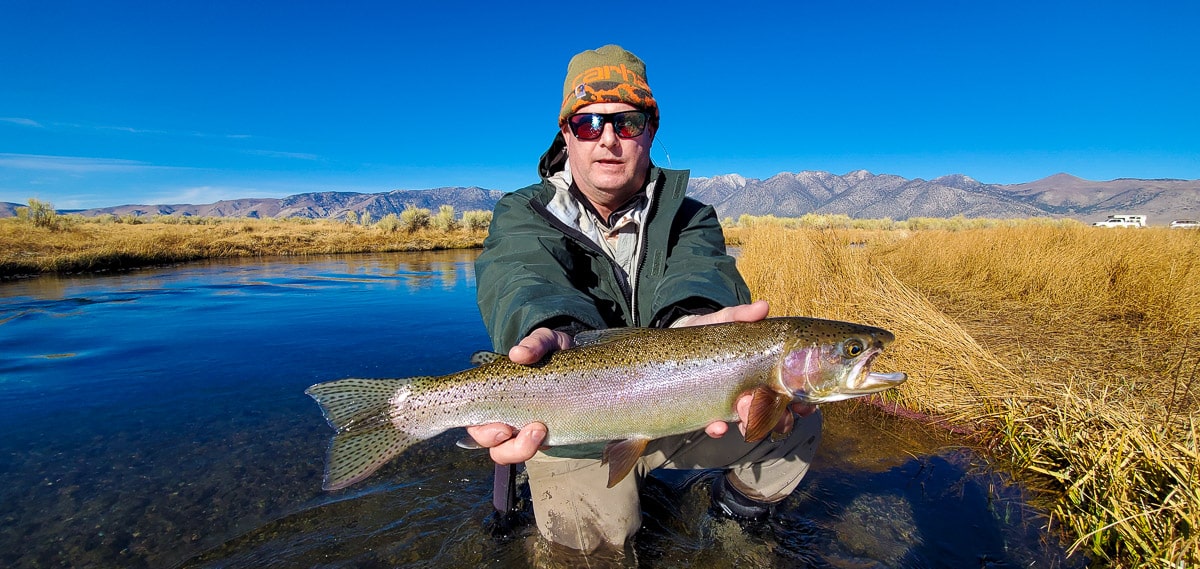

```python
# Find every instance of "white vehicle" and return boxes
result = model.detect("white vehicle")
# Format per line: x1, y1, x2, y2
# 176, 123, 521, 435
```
1092, 214, 1147, 228
1169, 219, 1199, 229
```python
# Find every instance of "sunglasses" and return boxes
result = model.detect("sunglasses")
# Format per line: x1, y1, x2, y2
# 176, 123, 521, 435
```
566, 111, 649, 140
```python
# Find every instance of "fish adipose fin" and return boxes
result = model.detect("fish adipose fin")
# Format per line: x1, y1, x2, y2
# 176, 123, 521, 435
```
744, 386, 792, 443
306, 378, 419, 491
602, 438, 650, 488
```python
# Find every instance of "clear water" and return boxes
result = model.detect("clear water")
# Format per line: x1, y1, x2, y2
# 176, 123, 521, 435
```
0, 251, 1086, 568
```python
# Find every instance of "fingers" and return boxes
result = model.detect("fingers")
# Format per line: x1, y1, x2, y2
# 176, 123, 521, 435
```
708, 392, 811, 441
684, 300, 770, 327
465, 422, 548, 465
509, 328, 573, 365
705, 420, 730, 438
791, 403, 818, 417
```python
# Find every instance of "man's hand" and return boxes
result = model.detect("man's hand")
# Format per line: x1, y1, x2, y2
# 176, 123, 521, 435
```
465, 327, 572, 464
678, 300, 819, 439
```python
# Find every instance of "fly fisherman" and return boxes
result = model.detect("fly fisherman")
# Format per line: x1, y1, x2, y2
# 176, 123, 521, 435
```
469, 45, 822, 556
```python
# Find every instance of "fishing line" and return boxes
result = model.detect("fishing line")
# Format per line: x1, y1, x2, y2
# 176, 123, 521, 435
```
654, 136, 672, 168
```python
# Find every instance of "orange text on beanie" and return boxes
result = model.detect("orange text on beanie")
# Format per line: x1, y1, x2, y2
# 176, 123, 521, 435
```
559, 45, 659, 127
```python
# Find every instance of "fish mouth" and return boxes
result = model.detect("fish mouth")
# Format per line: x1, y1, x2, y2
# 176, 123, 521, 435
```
845, 349, 908, 395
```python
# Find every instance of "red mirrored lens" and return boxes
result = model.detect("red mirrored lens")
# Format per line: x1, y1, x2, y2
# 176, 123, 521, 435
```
569, 115, 605, 140
568, 111, 647, 140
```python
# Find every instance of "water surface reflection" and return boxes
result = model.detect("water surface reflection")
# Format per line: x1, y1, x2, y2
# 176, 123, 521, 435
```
0, 251, 1082, 568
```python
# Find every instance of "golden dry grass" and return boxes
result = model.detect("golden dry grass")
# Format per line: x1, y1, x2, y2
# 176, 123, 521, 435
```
0, 217, 486, 277
737, 224, 1200, 567
6, 212, 1197, 565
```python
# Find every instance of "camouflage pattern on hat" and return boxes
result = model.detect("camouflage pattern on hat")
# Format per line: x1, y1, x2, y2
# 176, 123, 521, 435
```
559, 45, 659, 126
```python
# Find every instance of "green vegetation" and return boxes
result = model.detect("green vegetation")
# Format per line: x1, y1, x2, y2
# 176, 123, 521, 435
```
737, 225, 1199, 567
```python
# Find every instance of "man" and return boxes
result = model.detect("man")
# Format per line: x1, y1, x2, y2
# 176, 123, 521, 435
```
469, 45, 821, 554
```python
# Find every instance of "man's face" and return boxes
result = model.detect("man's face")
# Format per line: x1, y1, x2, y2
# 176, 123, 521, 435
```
561, 102, 656, 217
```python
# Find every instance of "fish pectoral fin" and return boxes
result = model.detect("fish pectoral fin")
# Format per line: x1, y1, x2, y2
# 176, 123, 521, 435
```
602, 438, 650, 488
469, 351, 508, 366
744, 386, 791, 443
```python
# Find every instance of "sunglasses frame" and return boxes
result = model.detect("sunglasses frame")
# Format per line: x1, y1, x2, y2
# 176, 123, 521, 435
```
567, 111, 650, 141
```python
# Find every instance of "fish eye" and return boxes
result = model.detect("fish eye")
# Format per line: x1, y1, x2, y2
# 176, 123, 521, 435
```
843, 339, 865, 358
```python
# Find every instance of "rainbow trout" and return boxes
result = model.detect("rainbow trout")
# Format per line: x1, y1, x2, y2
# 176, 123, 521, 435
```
306, 317, 906, 491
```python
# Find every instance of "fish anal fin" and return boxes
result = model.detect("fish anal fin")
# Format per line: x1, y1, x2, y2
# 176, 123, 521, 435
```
602, 438, 650, 488
744, 386, 791, 443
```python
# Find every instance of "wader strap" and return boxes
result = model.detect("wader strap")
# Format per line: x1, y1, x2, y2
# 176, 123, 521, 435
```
492, 462, 518, 513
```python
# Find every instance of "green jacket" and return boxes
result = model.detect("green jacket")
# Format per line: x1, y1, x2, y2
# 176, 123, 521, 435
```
476, 133, 751, 351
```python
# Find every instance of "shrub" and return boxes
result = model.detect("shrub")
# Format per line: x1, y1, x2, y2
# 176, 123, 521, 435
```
16, 198, 59, 229
399, 205, 431, 232
376, 213, 402, 233
432, 205, 458, 232
462, 210, 493, 232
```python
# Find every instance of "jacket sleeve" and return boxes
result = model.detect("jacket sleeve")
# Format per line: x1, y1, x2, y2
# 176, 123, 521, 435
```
475, 189, 610, 352
644, 197, 751, 327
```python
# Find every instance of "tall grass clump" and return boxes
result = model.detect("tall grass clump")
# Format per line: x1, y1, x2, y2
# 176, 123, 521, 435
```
736, 225, 1199, 567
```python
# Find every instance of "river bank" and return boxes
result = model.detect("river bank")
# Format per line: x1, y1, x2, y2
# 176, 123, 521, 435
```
0, 217, 486, 278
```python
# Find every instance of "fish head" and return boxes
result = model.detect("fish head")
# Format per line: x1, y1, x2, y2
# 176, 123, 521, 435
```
778, 320, 907, 404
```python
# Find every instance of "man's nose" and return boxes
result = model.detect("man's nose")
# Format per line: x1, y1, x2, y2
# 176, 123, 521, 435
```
597, 123, 619, 146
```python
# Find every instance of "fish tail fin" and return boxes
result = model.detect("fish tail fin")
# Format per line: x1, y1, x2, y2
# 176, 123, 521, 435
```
305, 378, 424, 491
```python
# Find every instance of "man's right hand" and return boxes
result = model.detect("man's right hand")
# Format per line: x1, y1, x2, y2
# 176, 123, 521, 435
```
464, 327, 572, 464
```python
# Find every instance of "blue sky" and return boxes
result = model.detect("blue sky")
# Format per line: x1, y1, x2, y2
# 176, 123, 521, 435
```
2, 1, 1197, 209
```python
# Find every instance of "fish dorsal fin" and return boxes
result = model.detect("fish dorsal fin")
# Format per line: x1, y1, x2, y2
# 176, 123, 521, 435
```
573, 327, 643, 348
602, 438, 650, 488
470, 350, 508, 366
744, 386, 792, 443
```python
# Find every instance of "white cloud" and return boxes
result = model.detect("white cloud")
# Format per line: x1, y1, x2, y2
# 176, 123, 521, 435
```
243, 149, 321, 161
0, 117, 42, 127
0, 153, 160, 173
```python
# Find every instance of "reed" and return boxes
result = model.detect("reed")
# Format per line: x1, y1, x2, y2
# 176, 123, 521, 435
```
736, 225, 1200, 567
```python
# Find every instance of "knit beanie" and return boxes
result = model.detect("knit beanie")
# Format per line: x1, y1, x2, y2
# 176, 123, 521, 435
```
559, 45, 659, 127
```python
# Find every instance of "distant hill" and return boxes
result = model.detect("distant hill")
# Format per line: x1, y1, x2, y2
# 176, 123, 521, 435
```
690, 171, 1199, 225
4, 172, 1198, 225
37, 187, 506, 221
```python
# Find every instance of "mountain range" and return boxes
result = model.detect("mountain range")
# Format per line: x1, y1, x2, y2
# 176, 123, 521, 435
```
3, 171, 1198, 226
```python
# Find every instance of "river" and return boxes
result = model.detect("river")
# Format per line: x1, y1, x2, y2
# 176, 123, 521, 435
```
0, 251, 1084, 568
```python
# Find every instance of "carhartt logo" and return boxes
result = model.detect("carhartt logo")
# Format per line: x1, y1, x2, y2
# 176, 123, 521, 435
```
573, 64, 649, 92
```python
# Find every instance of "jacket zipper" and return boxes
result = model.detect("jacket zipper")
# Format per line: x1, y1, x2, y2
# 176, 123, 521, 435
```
529, 200, 636, 319
627, 183, 658, 327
